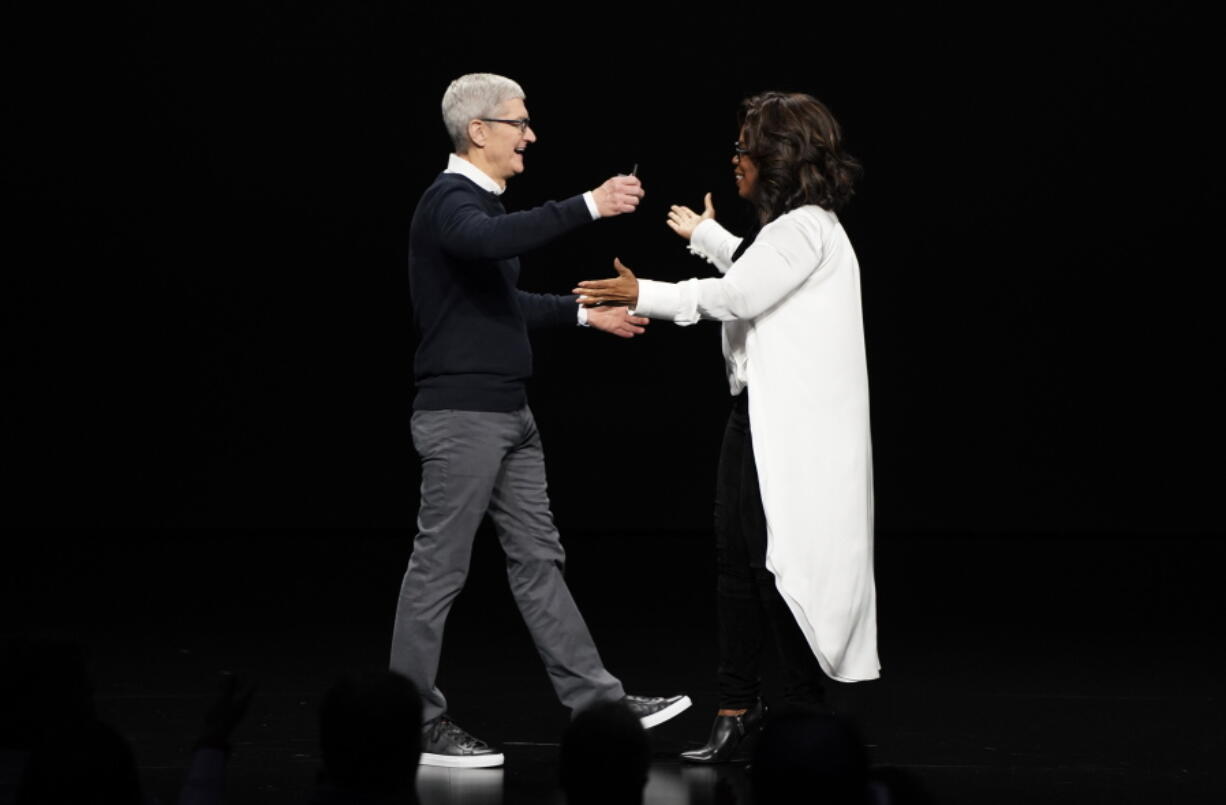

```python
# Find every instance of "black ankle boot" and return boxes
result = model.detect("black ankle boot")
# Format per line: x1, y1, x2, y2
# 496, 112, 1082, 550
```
680, 699, 766, 764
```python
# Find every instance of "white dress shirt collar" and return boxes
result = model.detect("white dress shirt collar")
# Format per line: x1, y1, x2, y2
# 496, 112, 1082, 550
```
445, 153, 505, 196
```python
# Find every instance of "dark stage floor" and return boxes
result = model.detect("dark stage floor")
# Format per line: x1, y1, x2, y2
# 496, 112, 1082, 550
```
5, 533, 1223, 804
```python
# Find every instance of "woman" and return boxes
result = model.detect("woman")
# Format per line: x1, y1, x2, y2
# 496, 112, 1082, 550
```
574, 91, 879, 763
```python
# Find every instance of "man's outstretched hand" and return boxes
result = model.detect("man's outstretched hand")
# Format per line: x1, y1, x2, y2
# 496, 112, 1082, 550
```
586, 304, 649, 339
592, 175, 645, 217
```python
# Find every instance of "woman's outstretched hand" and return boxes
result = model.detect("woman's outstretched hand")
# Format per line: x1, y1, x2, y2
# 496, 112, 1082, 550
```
574, 258, 640, 308
666, 193, 715, 241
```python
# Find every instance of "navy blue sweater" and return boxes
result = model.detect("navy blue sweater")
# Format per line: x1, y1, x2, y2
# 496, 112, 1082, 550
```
408, 172, 593, 411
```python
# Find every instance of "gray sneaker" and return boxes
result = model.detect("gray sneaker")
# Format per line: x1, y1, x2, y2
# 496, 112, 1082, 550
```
420, 716, 504, 768
624, 694, 692, 729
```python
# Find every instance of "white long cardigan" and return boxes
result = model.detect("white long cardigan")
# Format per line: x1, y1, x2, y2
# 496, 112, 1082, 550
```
633, 207, 879, 682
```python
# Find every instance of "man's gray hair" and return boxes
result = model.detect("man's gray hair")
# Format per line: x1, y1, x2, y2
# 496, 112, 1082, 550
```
442, 73, 525, 153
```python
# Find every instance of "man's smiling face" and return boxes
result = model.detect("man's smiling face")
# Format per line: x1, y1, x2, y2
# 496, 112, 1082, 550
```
480, 97, 536, 183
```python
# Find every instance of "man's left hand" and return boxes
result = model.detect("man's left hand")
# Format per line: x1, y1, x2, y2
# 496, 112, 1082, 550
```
586, 304, 649, 339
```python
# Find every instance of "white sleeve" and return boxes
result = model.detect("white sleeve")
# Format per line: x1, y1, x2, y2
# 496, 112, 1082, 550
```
687, 219, 743, 274
632, 279, 692, 324
635, 213, 822, 324
582, 191, 601, 220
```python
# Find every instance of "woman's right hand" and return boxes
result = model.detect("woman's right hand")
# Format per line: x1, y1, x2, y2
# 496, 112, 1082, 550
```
666, 192, 715, 241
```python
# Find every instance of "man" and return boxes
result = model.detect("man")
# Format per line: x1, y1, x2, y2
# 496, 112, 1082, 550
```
391, 73, 690, 769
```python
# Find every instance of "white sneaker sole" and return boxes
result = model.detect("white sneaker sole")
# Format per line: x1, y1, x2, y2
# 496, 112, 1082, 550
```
640, 695, 693, 730
420, 750, 505, 768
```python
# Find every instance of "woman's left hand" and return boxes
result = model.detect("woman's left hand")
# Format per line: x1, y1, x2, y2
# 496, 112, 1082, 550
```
574, 258, 640, 307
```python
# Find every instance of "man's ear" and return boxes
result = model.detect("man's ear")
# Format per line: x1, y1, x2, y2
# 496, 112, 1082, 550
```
466, 119, 486, 149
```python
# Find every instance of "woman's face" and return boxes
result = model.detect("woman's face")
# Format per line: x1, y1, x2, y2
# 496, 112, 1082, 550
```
733, 128, 758, 199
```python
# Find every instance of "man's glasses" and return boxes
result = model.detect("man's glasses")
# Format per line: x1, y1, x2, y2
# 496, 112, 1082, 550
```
482, 118, 533, 133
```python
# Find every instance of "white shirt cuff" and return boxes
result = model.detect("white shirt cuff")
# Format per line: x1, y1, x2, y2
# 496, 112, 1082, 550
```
690, 218, 718, 252
582, 191, 600, 220
631, 279, 681, 321
577, 305, 590, 326
688, 218, 739, 273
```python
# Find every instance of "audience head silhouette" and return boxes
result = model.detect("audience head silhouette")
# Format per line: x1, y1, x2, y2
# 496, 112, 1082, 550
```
317, 670, 422, 801
751, 712, 868, 804
4, 635, 144, 805
560, 700, 650, 805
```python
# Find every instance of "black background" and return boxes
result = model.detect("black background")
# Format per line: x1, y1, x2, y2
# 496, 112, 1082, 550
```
9, 3, 1222, 533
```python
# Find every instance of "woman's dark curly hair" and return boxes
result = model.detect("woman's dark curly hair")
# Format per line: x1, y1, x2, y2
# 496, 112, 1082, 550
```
738, 91, 862, 225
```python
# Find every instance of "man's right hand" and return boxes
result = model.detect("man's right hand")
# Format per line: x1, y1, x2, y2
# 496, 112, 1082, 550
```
592, 175, 645, 217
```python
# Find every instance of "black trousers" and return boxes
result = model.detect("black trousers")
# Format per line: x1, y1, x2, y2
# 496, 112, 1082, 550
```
714, 392, 827, 710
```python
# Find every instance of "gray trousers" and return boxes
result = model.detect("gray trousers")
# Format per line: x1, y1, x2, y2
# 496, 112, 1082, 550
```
390, 407, 624, 723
